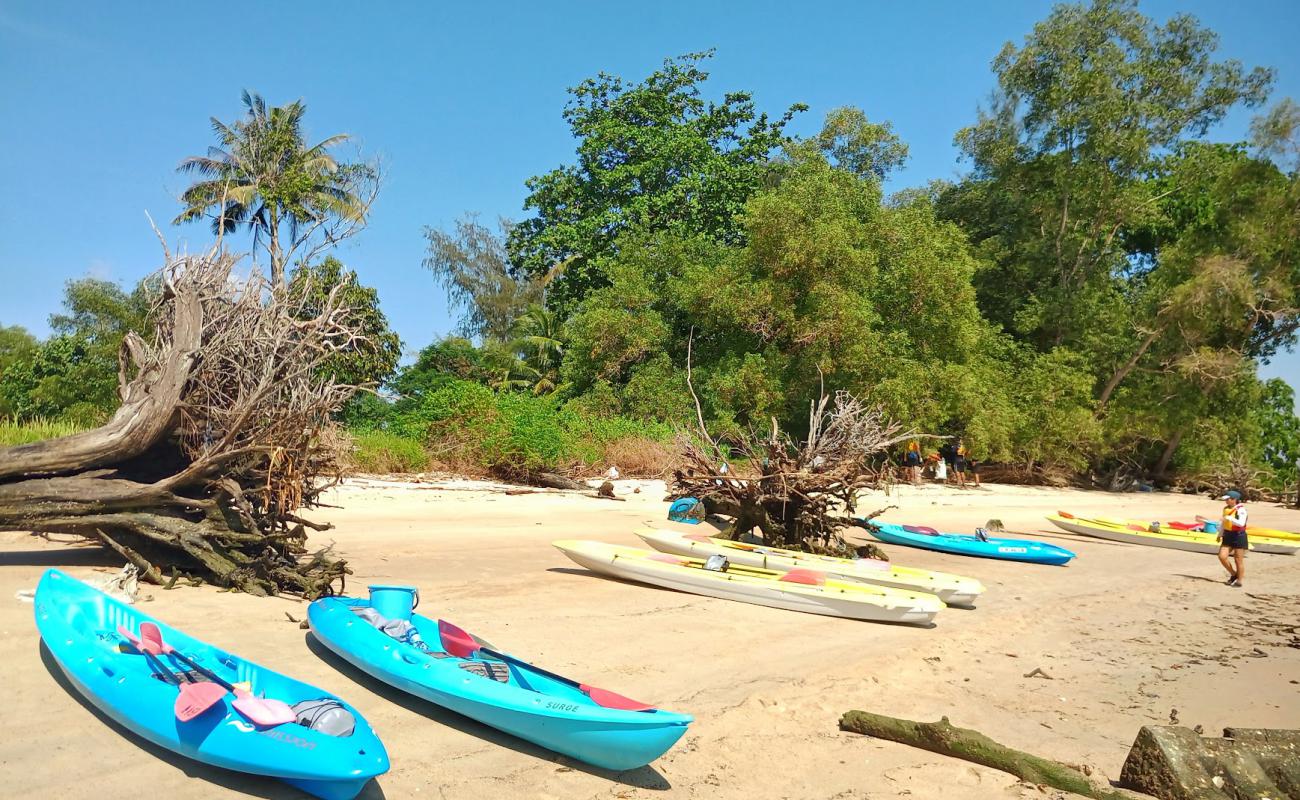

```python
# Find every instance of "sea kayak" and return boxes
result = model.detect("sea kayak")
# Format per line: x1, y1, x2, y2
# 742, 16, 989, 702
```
1083, 515, 1298, 555
553, 539, 944, 624
34, 569, 388, 800
636, 528, 985, 606
864, 522, 1076, 565
308, 596, 691, 771
1048, 513, 1297, 555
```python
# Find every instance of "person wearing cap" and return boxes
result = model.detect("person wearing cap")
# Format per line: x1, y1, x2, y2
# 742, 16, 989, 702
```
1216, 490, 1249, 587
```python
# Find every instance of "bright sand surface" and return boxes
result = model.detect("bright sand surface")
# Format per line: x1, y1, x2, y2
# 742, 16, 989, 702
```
2, 479, 1298, 799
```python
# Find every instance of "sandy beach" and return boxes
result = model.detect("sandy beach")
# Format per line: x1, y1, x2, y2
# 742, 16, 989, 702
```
2, 479, 1298, 799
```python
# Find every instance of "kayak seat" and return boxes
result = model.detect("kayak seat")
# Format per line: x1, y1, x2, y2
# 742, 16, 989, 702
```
647, 554, 685, 565
683, 533, 713, 543
902, 525, 940, 535
778, 569, 826, 586
458, 661, 510, 683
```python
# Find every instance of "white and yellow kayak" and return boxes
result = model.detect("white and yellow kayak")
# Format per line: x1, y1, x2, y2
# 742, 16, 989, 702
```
553, 540, 943, 625
636, 528, 984, 607
1047, 513, 1297, 556
1091, 515, 1300, 551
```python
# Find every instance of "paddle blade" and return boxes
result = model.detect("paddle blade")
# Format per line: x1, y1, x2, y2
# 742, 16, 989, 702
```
231, 692, 298, 727
139, 622, 166, 653
175, 681, 228, 722
437, 619, 482, 659
116, 624, 160, 655
579, 684, 655, 712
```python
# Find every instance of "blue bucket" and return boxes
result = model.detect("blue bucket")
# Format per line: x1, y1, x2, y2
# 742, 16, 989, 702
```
1202, 520, 1219, 534
368, 584, 419, 620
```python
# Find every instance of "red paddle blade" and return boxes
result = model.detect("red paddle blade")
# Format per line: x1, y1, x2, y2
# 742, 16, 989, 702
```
579, 684, 655, 712
175, 682, 228, 722
437, 619, 482, 659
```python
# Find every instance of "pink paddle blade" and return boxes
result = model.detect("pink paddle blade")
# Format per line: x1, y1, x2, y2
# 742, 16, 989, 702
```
141, 622, 296, 727
579, 684, 655, 712
437, 619, 482, 659
231, 693, 298, 726
117, 625, 161, 655
175, 682, 228, 722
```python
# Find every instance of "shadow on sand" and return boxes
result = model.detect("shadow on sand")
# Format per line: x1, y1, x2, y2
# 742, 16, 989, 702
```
37, 640, 387, 800
304, 633, 673, 791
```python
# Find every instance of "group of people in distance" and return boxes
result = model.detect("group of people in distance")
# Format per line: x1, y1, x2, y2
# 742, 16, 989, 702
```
902, 438, 980, 488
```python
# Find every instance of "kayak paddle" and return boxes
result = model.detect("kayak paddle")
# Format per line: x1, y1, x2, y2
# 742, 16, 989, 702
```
117, 625, 227, 722
436, 619, 655, 712
138, 622, 297, 727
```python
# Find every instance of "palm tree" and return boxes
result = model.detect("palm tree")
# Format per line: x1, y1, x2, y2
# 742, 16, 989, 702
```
509, 305, 565, 395
173, 91, 367, 288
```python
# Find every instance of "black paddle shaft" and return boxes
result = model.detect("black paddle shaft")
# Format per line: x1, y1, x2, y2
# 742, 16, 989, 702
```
162, 647, 236, 692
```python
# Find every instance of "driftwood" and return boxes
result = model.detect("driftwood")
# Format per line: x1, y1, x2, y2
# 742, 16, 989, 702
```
673, 386, 907, 559
838, 710, 1135, 800
1120, 726, 1300, 799
0, 251, 369, 597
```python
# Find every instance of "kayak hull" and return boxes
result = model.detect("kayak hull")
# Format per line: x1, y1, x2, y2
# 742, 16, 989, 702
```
637, 528, 984, 606
865, 522, 1076, 565
554, 539, 944, 624
1048, 515, 1297, 555
309, 597, 691, 771
34, 569, 387, 800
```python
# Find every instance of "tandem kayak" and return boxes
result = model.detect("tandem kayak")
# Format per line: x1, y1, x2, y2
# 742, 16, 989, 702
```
1047, 513, 1297, 556
553, 539, 944, 624
308, 595, 691, 771
34, 569, 388, 800
636, 528, 985, 606
864, 522, 1076, 565
1079, 514, 1298, 555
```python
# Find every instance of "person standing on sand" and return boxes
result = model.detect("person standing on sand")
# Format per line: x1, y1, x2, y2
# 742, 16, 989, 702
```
904, 441, 922, 485
1216, 490, 1249, 587
952, 438, 968, 489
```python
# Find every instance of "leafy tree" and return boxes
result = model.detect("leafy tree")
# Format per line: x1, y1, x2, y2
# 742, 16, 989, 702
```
1254, 378, 1300, 493
508, 51, 805, 313
792, 106, 909, 182
174, 91, 377, 289
0, 324, 38, 377
287, 256, 402, 388
940, 0, 1273, 352
423, 215, 563, 342
0, 278, 157, 423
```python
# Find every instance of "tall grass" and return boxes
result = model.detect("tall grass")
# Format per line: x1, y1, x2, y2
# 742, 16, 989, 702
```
0, 416, 86, 447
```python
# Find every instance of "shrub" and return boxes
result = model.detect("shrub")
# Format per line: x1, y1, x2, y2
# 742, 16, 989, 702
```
348, 430, 431, 474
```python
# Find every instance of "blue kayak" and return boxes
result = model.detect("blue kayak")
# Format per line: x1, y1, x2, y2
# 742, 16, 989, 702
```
34, 569, 388, 800
866, 522, 1076, 565
308, 596, 692, 770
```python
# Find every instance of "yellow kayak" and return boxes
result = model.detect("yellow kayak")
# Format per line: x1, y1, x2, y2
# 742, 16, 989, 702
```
1049, 513, 1296, 556
636, 528, 984, 606
1100, 516, 1300, 544
553, 540, 944, 624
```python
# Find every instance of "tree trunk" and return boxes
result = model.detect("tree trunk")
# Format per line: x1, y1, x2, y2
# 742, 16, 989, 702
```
0, 253, 353, 598
1098, 325, 1164, 412
839, 711, 1134, 800
1151, 430, 1183, 482
269, 207, 283, 290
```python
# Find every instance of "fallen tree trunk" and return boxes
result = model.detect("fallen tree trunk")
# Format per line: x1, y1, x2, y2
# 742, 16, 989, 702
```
1120, 726, 1300, 799
0, 251, 364, 597
838, 710, 1136, 800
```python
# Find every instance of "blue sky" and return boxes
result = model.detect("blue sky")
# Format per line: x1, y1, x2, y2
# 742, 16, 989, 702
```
0, 0, 1296, 396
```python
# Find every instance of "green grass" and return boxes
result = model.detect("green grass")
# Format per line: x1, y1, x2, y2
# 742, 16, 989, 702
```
349, 429, 432, 473
0, 416, 86, 447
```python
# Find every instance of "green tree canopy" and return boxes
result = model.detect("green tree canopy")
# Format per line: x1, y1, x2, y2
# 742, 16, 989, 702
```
287, 256, 402, 388
507, 51, 805, 314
